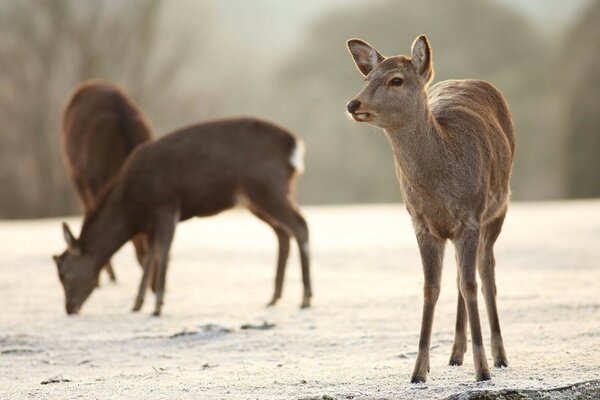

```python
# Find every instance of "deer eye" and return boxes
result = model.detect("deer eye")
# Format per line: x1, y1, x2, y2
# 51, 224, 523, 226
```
389, 77, 404, 86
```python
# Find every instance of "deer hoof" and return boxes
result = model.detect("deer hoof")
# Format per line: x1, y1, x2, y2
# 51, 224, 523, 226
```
410, 375, 426, 384
300, 301, 311, 309
266, 297, 279, 307
300, 295, 311, 309
449, 358, 463, 366
476, 370, 491, 381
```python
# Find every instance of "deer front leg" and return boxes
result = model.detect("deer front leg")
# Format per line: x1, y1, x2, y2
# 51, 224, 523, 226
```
132, 233, 159, 293
454, 226, 491, 381
449, 264, 468, 366
132, 242, 155, 312
104, 261, 117, 282
411, 231, 445, 383
151, 207, 179, 317
478, 215, 508, 368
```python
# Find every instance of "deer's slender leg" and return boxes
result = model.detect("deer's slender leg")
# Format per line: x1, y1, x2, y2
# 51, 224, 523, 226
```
251, 209, 292, 306
131, 233, 158, 293
249, 195, 311, 308
132, 238, 155, 312
152, 207, 179, 317
132, 233, 148, 267
270, 227, 291, 306
478, 214, 508, 368
449, 264, 468, 366
292, 210, 311, 308
454, 226, 490, 381
104, 262, 117, 282
411, 230, 445, 383
271, 209, 310, 308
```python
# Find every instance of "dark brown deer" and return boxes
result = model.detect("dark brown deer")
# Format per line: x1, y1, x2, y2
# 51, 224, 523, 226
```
53, 117, 311, 316
62, 80, 152, 283
346, 35, 514, 382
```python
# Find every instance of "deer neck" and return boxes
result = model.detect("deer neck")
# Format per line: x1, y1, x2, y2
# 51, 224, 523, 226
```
79, 194, 135, 272
384, 104, 445, 187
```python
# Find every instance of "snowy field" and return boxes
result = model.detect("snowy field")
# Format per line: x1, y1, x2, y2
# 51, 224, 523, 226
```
0, 202, 599, 399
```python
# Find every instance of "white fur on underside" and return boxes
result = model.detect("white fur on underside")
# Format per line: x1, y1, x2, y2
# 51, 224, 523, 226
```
289, 139, 305, 174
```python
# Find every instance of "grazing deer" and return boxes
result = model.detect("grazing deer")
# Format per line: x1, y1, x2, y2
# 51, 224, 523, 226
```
62, 80, 152, 283
346, 35, 514, 382
53, 117, 311, 316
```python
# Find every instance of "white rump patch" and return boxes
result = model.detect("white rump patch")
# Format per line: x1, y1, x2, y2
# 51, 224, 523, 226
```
289, 139, 305, 174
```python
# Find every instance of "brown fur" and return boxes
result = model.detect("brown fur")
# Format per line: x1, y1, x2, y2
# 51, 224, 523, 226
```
55, 117, 311, 316
61, 80, 152, 282
347, 35, 514, 382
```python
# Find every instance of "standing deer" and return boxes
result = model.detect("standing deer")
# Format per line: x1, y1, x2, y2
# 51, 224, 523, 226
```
53, 117, 311, 316
62, 80, 152, 283
346, 35, 514, 382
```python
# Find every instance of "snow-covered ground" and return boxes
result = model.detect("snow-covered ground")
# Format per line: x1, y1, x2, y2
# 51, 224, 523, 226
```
0, 202, 599, 399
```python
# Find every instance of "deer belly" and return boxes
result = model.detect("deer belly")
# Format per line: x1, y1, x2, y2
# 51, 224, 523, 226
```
179, 192, 238, 219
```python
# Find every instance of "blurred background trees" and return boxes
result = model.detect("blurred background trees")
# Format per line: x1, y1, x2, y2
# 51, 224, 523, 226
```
0, 0, 205, 217
0, 0, 597, 218
563, 1, 600, 198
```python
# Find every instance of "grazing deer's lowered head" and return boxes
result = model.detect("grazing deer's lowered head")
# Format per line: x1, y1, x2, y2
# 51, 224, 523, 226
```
54, 223, 100, 315
346, 35, 515, 383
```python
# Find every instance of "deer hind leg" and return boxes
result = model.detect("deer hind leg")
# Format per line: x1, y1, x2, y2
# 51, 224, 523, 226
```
267, 208, 310, 308
411, 231, 445, 383
249, 209, 291, 307
478, 214, 508, 368
454, 226, 491, 381
449, 260, 468, 366
247, 190, 311, 309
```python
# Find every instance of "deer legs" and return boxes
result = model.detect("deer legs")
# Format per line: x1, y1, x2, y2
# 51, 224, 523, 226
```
132, 206, 179, 316
131, 233, 158, 292
453, 227, 491, 381
413, 226, 495, 383
449, 269, 468, 366
477, 215, 508, 368
267, 227, 291, 306
248, 194, 311, 309
411, 232, 445, 383
449, 216, 508, 371
132, 241, 155, 313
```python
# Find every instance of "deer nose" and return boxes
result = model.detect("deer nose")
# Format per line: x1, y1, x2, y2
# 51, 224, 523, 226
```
347, 100, 361, 113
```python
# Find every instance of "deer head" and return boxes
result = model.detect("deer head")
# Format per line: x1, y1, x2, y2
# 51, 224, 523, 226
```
346, 35, 434, 129
52, 222, 99, 315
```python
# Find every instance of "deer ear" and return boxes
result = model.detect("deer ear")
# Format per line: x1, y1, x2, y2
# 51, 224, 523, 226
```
411, 35, 433, 84
62, 222, 81, 255
347, 39, 385, 76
